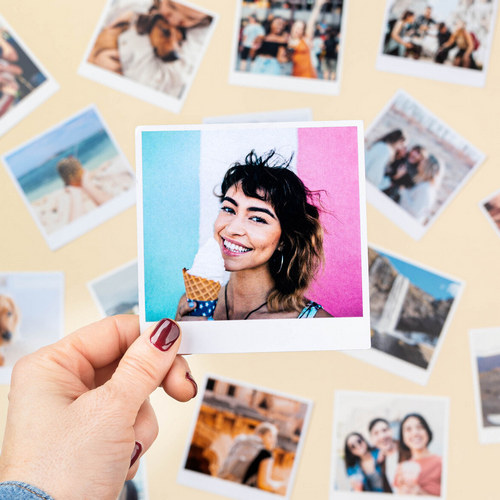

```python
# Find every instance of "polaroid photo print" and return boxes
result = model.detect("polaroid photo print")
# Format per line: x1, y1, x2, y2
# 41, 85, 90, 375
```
136, 121, 370, 354
0, 272, 64, 385
469, 327, 500, 444
79, 0, 217, 114
2, 105, 135, 251
365, 90, 485, 240
376, 0, 499, 87
229, 0, 348, 95
178, 374, 312, 500
203, 108, 313, 124
346, 244, 464, 386
88, 260, 138, 317
479, 188, 500, 238
0, 15, 58, 137
331, 390, 449, 499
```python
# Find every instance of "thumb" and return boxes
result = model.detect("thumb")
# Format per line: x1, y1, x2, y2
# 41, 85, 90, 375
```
104, 318, 181, 412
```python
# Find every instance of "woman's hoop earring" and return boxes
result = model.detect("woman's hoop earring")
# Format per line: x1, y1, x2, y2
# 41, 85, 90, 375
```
277, 252, 284, 274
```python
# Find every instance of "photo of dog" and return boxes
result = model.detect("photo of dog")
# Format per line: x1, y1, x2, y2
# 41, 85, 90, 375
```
0, 294, 20, 366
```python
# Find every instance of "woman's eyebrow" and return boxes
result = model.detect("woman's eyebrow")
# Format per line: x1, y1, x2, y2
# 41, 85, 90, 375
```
221, 196, 237, 205
248, 206, 276, 219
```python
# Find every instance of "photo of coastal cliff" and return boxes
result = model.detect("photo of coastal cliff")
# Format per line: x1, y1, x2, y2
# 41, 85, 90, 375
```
347, 245, 464, 385
469, 328, 500, 444
2, 106, 135, 250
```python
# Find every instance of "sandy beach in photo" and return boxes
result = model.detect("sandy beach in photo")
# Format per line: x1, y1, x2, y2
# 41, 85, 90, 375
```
32, 156, 134, 234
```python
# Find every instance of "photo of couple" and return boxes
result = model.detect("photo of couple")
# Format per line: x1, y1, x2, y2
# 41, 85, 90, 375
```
377, 0, 498, 86
332, 392, 448, 499
231, 0, 346, 94
365, 91, 484, 239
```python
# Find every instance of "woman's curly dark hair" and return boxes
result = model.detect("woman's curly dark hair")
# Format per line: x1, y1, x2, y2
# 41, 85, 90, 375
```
217, 150, 324, 313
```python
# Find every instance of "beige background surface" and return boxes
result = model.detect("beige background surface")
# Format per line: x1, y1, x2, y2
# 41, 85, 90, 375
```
0, 0, 499, 498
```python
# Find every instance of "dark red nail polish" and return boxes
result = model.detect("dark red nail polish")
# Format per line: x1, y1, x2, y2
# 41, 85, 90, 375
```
186, 371, 198, 399
150, 319, 180, 351
130, 441, 142, 468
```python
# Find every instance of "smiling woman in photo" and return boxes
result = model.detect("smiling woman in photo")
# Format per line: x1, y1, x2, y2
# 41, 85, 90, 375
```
176, 150, 332, 321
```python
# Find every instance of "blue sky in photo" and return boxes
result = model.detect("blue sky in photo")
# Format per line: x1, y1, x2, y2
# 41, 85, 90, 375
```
377, 249, 459, 301
6, 108, 105, 178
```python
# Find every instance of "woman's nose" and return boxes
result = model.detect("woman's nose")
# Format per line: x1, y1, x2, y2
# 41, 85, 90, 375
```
226, 216, 245, 235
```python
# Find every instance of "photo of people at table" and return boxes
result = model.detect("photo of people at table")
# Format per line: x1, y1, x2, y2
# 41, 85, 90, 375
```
332, 392, 448, 498
380, 0, 496, 71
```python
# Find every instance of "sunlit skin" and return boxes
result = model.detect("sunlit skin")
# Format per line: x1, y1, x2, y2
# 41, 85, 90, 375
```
370, 421, 396, 454
401, 417, 430, 459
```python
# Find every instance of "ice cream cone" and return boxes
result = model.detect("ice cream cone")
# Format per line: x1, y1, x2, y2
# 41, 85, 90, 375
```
182, 268, 221, 317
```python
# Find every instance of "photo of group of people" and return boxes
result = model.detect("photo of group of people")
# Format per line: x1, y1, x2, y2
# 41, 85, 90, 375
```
2, 106, 135, 250
0, 272, 64, 384
137, 121, 369, 353
377, 0, 498, 86
0, 16, 58, 137
178, 375, 311, 499
331, 391, 448, 498
469, 328, 500, 444
79, 0, 217, 113
365, 90, 484, 239
348, 245, 463, 385
230, 0, 347, 94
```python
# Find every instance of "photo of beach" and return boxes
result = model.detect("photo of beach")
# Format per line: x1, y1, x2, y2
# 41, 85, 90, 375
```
178, 374, 312, 500
0, 15, 58, 136
347, 245, 463, 385
3, 106, 135, 250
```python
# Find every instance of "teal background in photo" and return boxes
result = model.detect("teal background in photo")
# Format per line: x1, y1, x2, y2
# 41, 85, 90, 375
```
142, 130, 201, 321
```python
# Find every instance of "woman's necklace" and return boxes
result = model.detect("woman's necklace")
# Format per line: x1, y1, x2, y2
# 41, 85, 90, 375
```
224, 284, 267, 320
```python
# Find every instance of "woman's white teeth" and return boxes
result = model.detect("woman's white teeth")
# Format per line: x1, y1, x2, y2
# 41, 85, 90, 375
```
224, 239, 250, 253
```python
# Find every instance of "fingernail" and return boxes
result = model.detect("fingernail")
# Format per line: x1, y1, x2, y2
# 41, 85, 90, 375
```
150, 318, 180, 351
130, 441, 142, 468
187, 299, 196, 308
186, 371, 198, 399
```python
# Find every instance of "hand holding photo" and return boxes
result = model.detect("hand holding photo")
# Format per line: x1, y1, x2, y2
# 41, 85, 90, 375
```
178, 374, 312, 500
79, 0, 217, 113
137, 121, 369, 353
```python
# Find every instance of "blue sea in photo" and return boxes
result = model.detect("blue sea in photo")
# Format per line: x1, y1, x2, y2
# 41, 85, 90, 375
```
16, 129, 118, 203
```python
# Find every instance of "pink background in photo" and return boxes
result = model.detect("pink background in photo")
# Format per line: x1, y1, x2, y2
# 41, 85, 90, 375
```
297, 127, 363, 317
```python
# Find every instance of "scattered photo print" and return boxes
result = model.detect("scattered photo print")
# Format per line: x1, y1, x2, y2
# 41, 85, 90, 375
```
0, 272, 64, 384
137, 121, 369, 354
229, 0, 348, 95
469, 327, 500, 444
365, 90, 484, 239
203, 107, 313, 124
79, 0, 217, 113
347, 245, 464, 385
0, 15, 58, 137
479, 188, 500, 238
2, 106, 135, 250
118, 461, 149, 499
331, 391, 449, 499
376, 0, 499, 87
178, 374, 312, 500
88, 260, 138, 316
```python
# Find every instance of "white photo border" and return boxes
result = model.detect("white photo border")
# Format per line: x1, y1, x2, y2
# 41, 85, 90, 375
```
177, 373, 313, 500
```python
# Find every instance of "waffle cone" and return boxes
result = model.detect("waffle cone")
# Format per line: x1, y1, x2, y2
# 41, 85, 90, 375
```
182, 268, 221, 301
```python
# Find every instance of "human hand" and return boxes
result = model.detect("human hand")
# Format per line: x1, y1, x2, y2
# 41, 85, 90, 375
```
0, 315, 197, 500
175, 294, 208, 321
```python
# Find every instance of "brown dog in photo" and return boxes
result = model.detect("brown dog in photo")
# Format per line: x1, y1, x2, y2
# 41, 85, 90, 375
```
88, 12, 185, 73
0, 294, 20, 366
